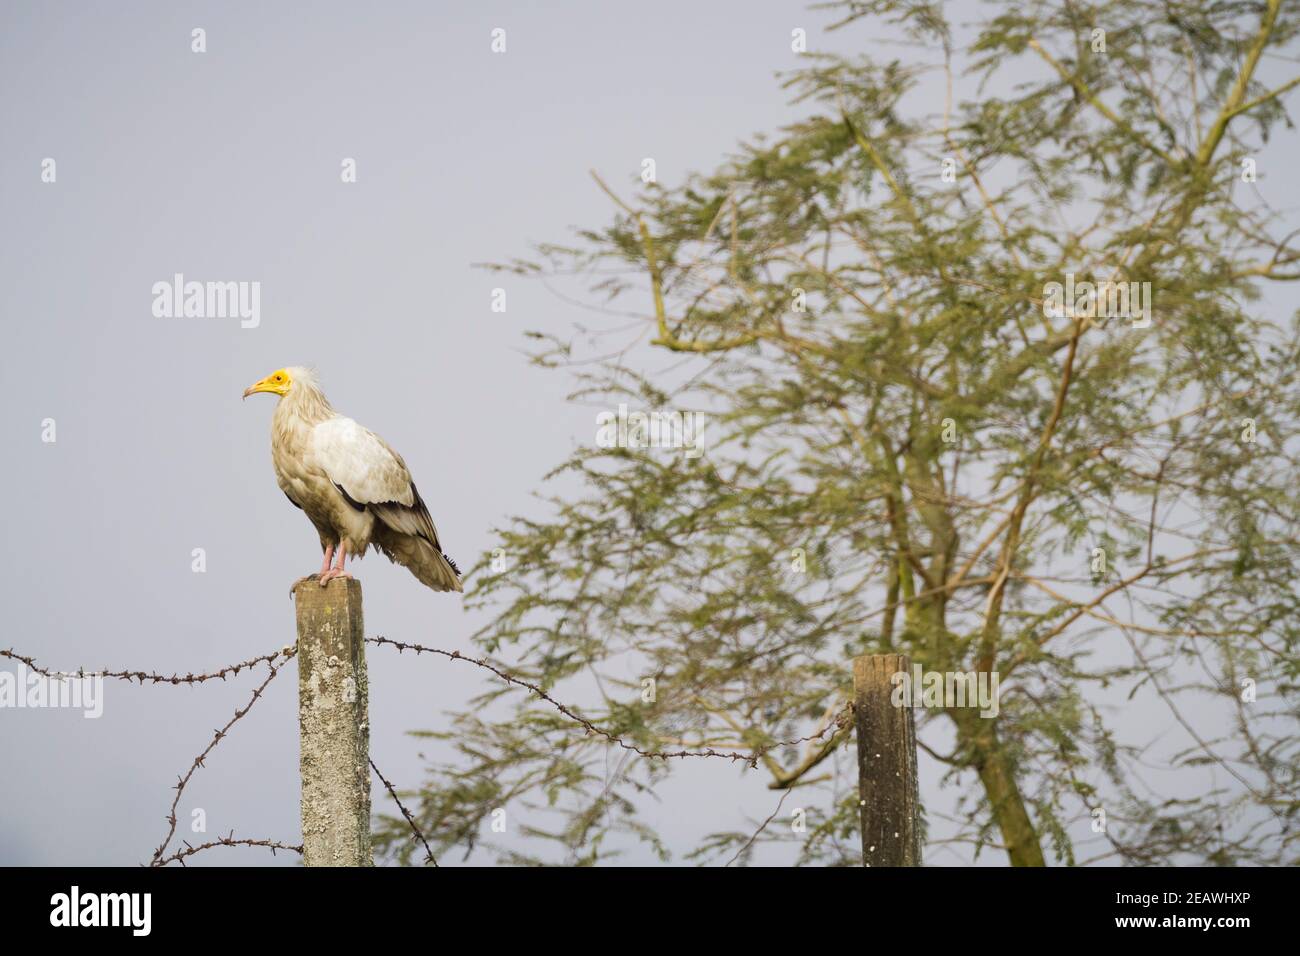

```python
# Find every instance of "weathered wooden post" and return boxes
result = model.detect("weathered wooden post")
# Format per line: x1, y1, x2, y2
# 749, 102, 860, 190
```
853, 653, 921, 866
293, 576, 373, 866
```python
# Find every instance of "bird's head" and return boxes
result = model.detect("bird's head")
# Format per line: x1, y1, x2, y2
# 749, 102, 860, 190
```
242, 367, 295, 400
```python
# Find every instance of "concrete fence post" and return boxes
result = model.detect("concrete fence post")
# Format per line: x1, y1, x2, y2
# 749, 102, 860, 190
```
293, 577, 373, 866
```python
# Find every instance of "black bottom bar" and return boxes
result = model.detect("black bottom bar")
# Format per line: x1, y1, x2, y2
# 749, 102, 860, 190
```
2, 864, 1287, 941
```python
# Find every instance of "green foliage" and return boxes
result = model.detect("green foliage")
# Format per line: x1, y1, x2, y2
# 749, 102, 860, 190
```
377, 0, 1300, 866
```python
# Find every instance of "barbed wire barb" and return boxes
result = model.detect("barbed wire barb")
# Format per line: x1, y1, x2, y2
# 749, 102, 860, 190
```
148, 650, 293, 867
370, 758, 438, 866
1, 646, 293, 686
367, 635, 847, 767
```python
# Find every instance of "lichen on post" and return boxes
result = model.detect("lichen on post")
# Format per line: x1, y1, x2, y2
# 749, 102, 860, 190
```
293, 576, 373, 866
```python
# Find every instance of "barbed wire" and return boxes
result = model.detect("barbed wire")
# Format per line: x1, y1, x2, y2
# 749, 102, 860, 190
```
369, 758, 437, 866
152, 833, 303, 868
367, 635, 849, 767
149, 651, 292, 867
726, 789, 794, 867
3, 629, 847, 866
0, 646, 293, 686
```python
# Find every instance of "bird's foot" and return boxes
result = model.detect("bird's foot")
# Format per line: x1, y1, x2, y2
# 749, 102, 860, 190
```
318, 569, 353, 586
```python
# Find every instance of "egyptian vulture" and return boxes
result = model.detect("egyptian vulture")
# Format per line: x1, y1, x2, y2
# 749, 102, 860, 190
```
243, 366, 462, 592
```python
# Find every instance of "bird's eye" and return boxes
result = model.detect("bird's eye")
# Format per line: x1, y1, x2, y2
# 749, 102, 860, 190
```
273, 374, 283, 381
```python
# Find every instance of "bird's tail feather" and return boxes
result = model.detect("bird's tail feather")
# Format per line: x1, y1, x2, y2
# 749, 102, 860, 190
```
374, 529, 463, 593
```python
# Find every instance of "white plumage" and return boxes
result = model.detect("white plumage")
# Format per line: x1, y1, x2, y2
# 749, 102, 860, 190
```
244, 366, 462, 592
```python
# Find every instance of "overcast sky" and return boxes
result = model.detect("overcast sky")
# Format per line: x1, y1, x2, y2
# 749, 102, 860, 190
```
2, 1, 1296, 866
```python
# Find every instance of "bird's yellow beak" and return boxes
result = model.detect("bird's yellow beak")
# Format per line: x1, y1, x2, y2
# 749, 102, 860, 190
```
243, 369, 292, 400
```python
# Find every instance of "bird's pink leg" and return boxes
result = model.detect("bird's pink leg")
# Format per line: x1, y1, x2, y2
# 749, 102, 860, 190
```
319, 545, 334, 576
319, 542, 352, 585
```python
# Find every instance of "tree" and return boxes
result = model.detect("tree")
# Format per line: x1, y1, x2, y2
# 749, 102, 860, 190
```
376, 0, 1300, 866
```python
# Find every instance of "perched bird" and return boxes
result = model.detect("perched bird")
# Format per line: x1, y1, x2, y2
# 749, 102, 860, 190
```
242, 366, 462, 592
